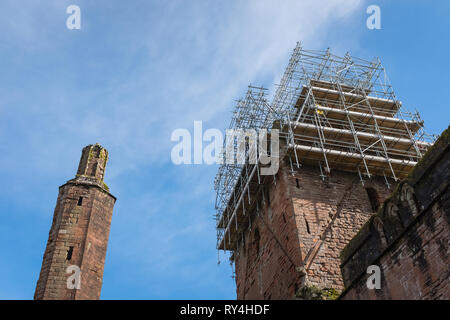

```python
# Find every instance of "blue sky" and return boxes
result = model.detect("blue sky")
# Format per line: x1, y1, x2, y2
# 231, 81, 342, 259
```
0, 0, 448, 299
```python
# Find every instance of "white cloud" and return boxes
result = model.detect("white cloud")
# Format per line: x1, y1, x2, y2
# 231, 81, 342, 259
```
0, 0, 364, 180
0, 0, 365, 298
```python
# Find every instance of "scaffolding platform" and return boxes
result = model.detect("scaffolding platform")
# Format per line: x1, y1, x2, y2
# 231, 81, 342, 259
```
214, 43, 436, 253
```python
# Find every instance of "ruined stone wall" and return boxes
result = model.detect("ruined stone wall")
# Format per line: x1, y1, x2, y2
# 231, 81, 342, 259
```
340, 127, 449, 300
289, 164, 392, 294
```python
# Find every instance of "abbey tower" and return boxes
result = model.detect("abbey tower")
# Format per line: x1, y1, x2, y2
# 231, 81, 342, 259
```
34, 144, 116, 300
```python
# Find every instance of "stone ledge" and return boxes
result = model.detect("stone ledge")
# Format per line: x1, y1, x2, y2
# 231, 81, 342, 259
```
60, 176, 117, 201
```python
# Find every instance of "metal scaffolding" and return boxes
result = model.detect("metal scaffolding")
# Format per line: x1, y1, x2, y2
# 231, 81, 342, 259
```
214, 86, 277, 252
214, 42, 436, 254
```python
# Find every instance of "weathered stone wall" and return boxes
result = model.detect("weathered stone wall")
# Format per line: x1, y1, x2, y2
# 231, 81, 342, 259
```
234, 161, 303, 299
34, 144, 116, 300
234, 157, 393, 299
76, 144, 108, 183
340, 127, 449, 300
289, 164, 392, 293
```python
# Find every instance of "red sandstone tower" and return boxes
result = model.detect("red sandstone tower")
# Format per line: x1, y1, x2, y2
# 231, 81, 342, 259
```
214, 44, 434, 299
34, 143, 116, 300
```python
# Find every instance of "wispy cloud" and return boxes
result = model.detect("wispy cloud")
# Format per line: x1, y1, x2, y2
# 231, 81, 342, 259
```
0, 0, 363, 298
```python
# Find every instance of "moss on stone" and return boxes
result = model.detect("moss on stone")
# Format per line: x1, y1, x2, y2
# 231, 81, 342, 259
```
88, 146, 94, 160
296, 285, 340, 300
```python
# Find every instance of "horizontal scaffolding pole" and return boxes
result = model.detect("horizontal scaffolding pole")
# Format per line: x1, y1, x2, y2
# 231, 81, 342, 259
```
290, 122, 431, 147
308, 85, 399, 106
312, 105, 422, 131
288, 143, 418, 166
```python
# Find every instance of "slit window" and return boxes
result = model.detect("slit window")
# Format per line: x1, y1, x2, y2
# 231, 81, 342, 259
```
305, 218, 311, 234
66, 246, 74, 261
77, 197, 83, 206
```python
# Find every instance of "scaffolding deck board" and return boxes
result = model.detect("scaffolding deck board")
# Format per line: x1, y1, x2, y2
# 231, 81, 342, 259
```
296, 85, 400, 118
305, 105, 424, 134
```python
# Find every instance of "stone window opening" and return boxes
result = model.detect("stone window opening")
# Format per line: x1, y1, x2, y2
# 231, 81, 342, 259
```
365, 187, 380, 212
77, 197, 83, 206
66, 246, 74, 261
374, 218, 387, 248
296, 178, 300, 188
305, 218, 311, 234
